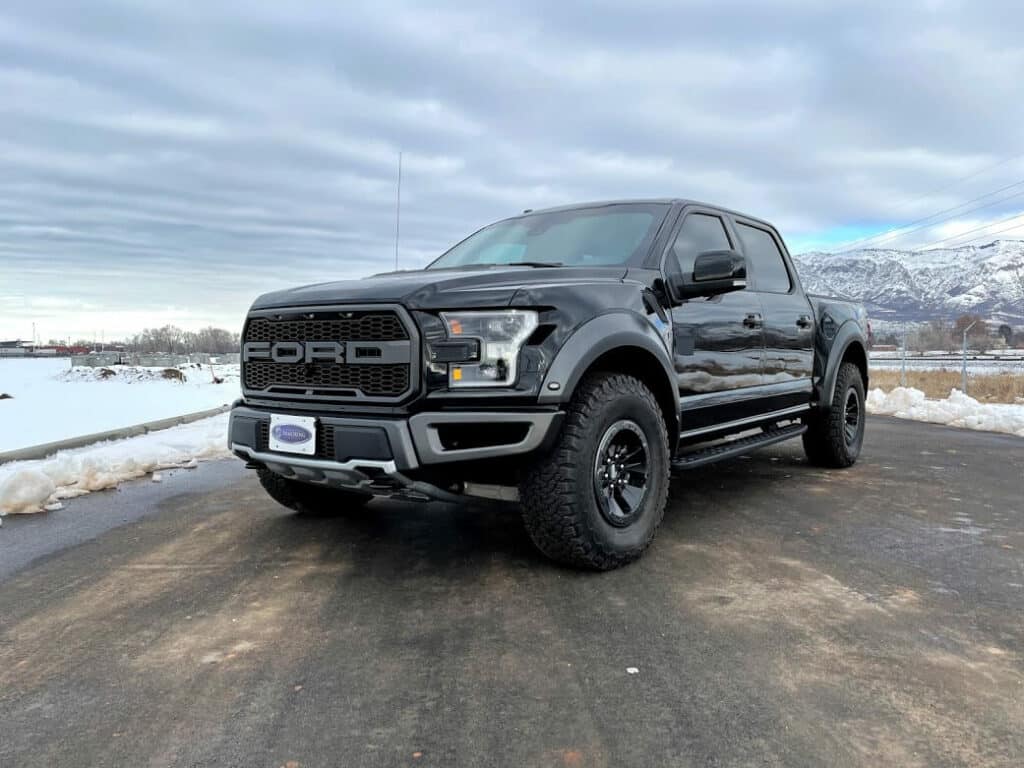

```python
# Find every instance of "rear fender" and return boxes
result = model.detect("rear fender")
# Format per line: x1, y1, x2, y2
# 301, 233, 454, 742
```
817, 321, 868, 409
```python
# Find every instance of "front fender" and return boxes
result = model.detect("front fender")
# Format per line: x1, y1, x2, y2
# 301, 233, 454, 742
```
537, 311, 677, 414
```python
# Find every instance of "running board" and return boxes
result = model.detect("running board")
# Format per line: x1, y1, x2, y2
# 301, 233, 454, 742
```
672, 423, 807, 470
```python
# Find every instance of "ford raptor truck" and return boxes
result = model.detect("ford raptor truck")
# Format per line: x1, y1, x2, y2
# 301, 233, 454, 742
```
229, 200, 868, 569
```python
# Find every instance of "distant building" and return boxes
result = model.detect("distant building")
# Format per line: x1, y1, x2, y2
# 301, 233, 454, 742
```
0, 340, 28, 357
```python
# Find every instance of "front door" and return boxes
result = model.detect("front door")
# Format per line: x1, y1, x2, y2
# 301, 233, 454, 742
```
666, 210, 765, 432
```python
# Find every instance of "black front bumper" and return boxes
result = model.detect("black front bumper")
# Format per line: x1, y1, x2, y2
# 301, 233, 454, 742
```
229, 404, 563, 501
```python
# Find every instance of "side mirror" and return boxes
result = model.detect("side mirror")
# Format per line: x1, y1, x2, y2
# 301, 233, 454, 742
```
670, 250, 747, 299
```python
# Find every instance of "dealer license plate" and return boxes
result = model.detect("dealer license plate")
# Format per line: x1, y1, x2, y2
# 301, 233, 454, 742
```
268, 413, 317, 455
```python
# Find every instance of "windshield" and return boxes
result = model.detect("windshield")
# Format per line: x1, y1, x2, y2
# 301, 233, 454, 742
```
427, 204, 670, 269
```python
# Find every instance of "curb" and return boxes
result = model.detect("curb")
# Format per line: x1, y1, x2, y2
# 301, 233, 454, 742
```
0, 405, 231, 465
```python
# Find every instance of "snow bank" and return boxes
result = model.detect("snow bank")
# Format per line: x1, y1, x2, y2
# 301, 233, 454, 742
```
0, 413, 230, 521
867, 387, 1024, 438
0, 358, 239, 452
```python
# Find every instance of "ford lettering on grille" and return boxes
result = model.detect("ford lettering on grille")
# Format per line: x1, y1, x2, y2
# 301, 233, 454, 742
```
242, 340, 411, 365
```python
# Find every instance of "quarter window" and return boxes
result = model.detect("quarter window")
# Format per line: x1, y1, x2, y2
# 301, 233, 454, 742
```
736, 223, 791, 293
670, 213, 732, 276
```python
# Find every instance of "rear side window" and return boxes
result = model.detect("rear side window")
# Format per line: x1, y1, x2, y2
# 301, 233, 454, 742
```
670, 213, 732, 275
736, 223, 791, 293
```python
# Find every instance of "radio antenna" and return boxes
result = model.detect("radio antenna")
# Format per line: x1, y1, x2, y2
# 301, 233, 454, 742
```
394, 150, 402, 271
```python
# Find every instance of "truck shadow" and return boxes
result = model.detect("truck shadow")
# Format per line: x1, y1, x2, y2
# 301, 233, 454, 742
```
259, 448, 814, 574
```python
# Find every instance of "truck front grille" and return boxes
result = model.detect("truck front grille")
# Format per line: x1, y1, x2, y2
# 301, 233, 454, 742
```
244, 361, 409, 396
242, 307, 416, 402
245, 313, 407, 343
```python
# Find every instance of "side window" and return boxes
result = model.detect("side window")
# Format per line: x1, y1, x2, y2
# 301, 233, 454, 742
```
735, 223, 792, 293
670, 213, 731, 276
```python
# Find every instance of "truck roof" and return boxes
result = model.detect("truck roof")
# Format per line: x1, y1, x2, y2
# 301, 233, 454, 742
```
514, 198, 777, 231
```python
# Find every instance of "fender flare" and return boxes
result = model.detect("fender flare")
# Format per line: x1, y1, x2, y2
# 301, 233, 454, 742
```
537, 311, 679, 426
817, 322, 868, 410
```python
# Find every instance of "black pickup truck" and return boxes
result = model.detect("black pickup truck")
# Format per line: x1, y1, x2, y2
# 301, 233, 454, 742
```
229, 199, 868, 569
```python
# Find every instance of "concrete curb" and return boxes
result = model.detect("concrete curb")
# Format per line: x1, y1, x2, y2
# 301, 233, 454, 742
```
0, 405, 231, 465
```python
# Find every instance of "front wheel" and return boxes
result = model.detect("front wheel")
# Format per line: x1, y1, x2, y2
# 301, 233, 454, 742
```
803, 362, 865, 468
257, 468, 371, 515
519, 372, 671, 570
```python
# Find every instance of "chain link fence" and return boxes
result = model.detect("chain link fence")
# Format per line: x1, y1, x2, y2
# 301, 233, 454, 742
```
869, 350, 1024, 403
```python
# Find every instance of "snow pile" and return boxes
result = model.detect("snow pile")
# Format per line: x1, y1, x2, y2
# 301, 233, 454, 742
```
0, 413, 230, 521
0, 358, 239, 452
58, 363, 239, 385
867, 387, 1024, 437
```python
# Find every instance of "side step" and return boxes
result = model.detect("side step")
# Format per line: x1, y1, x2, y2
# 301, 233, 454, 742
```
672, 423, 807, 471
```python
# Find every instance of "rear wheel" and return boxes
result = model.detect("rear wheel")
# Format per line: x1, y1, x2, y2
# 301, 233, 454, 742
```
519, 372, 670, 570
257, 468, 371, 515
803, 362, 865, 468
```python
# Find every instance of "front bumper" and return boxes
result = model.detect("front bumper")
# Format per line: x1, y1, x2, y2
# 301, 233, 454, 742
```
229, 404, 563, 501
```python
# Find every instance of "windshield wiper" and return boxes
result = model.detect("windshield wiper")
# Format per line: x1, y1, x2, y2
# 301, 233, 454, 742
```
503, 261, 564, 268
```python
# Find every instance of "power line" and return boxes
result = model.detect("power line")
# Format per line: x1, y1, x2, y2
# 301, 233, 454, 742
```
915, 209, 1024, 251
828, 151, 1024, 252
833, 174, 1024, 252
836, 180, 1024, 252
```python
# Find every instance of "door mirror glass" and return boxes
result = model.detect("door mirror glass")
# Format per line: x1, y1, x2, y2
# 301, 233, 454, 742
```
671, 250, 747, 299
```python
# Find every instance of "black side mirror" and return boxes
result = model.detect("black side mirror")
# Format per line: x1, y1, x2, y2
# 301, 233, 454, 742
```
670, 249, 747, 300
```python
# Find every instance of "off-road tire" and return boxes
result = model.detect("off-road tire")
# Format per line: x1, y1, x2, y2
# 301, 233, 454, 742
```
519, 372, 671, 570
257, 468, 371, 515
803, 362, 865, 468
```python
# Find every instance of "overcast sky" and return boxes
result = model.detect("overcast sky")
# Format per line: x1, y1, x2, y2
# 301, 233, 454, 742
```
3, 0, 1024, 340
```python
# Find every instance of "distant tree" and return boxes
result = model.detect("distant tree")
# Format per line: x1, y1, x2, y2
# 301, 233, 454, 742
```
953, 314, 989, 350
909, 319, 954, 353
124, 325, 239, 354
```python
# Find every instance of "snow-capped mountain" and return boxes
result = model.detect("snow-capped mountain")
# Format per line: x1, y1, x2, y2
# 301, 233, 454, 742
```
793, 240, 1024, 323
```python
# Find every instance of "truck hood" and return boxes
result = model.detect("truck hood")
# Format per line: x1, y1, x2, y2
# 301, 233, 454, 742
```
251, 266, 629, 311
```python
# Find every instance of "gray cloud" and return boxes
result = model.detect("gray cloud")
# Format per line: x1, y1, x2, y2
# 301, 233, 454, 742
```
2, 0, 1024, 338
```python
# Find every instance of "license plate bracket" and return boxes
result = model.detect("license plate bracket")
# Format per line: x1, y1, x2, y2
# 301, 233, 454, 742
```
268, 414, 317, 455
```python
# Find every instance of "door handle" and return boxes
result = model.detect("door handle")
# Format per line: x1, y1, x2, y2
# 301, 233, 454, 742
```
796, 315, 812, 329
743, 313, 763, 328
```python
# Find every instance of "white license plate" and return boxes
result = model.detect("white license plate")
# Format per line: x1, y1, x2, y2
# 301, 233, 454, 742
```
268, 414, 317, 455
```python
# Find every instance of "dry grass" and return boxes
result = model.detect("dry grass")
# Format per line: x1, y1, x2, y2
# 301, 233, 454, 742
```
871, 369, 1024, 404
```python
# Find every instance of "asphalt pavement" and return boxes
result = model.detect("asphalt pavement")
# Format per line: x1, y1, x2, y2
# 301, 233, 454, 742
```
1, 417, 1022, 767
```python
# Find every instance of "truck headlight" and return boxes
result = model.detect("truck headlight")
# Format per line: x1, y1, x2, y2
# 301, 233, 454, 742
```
440, 310, 538, 387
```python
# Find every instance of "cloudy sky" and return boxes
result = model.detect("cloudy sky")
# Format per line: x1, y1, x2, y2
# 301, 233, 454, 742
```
3, 0, 1024, 340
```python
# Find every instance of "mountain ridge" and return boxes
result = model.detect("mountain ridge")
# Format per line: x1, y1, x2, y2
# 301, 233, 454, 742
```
792, 239, 1024, 323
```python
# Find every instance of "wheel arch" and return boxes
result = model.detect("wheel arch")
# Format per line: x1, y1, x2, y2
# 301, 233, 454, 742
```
818, 326, 869, 410
538, 313, 679, 447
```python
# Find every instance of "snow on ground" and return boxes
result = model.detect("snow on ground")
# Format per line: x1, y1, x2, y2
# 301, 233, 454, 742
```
0, 412, 230, 521
867, 387, 1024, 438
0, 358, 239, 452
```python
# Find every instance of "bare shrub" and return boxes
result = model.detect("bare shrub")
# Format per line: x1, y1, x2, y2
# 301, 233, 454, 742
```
161, 368, 186, 383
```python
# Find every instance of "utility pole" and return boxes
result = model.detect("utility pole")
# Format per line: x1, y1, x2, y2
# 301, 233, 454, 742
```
394, 150, 402, 271
962, 319, 978, 395
900, 322, 907, 388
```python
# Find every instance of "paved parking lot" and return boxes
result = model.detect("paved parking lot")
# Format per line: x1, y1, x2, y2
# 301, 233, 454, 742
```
1, 416, 1022, 767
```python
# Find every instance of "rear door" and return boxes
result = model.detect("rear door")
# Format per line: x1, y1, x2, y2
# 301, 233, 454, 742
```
732, 219, 815, 411
666, 208, 765, 432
